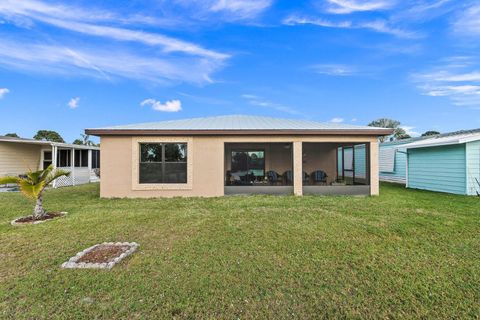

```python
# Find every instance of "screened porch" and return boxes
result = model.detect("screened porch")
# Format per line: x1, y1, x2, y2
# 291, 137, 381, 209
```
224, 141, 371, 195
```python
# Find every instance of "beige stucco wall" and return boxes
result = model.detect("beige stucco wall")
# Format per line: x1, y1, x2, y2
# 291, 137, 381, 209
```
0, 142, 42, 176
99, 135, 379, 198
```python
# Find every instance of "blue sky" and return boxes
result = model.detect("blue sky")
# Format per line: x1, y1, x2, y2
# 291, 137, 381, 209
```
1, 0, 480, 143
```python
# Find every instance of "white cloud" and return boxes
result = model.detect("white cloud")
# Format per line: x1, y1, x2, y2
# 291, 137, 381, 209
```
324, 0, 396, 14
209, 0, 272, 19
283, 16, 351, 28
241, 94, 302, 115
0, 38, 223, 84
453, 4, 480, 36
412, 57, 480, 107
391, 0, 454, 23
330, 117, 345, 123
68, 97, 80, 109
0, 88, 9, 99
312, 64, 357, 76
36, 18, 228, 61
400, 125, 419, 137
168, 0, 272, 21
0, 0, 229, 84
283, 15, 419, 39
0, 0, 177, 28
141, 99, 182, 112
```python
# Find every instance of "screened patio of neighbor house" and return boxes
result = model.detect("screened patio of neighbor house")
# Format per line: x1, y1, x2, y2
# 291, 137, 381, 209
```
224, 141, 371, 196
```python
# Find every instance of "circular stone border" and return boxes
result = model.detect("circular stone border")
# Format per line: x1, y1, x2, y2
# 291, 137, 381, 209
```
11, 212, 68, 226
61, 242, 139, 270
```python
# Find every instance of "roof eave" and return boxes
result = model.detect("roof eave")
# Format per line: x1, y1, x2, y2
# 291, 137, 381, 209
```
85, 128, 394, 136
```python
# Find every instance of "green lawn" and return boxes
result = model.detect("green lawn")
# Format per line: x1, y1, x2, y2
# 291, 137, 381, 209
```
0, 183, 479, 319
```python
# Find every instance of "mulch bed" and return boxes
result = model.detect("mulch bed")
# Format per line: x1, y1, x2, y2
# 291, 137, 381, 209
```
61, 242, 139, 269
12, 212, 66, 225
77, 245, 131, 264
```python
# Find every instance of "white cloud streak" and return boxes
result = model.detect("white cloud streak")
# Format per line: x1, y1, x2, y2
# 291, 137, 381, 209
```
330, 117, 344, 123
452, 4, 480, 37
324, 0, 396, 14
412, 57, 480, 107
170, 0, 272, 21
68, 97, 80, 109
0, 39, 221, 84
0, 0, 229, 84
209, 0, 272, 19
400, 125, 419, 137
241, 94, 302, 115
0, 88, 9, 99
141, 99, 182, 112
312, 64, 357, 76
283, 15, 419, 39
36, 17, 229, 60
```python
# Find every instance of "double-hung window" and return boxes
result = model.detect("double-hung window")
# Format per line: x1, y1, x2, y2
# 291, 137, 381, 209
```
139, 143, 187, 184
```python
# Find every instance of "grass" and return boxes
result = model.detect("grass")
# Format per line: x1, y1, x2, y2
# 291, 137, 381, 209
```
0, 183, 479, 319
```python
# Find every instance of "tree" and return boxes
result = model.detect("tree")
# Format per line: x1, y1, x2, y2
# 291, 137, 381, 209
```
72, 139, 83, 145
397, 134, 411, 140
4, 133, 19, 138
72, 134, 95, 146
422, 130, 440, 137
0, 165, 69, 219
34, 130, 65, 143
368, 118, 407, 142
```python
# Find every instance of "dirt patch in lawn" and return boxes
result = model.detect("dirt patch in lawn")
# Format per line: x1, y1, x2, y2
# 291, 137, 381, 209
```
12, 212, 66, 225
77, 245, 131, 264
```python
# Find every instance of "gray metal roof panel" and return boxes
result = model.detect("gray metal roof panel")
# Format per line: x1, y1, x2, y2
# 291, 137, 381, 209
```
90, 115, 386, 131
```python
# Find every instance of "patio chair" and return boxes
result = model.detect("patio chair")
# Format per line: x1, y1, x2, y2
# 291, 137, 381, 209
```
283, 170, 293, 185
282, 170, 310, 185
311, 170, 328, 185
266, 170, 282, 185
302, 171, 310, 185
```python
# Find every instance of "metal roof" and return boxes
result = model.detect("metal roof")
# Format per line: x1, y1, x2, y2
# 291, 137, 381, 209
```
380, 135, 433, 147
86, 115, 390, 135
398, 129, 480, 150
0, 135, 100, 150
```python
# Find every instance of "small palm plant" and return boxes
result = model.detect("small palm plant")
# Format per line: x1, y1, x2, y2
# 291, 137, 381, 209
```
0, 165, 70, 219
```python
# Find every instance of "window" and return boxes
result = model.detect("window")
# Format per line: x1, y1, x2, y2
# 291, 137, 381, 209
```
43, 151, 52, 169
74, 150, 89, 167
56, 149, 71, 167
91, 150, 100, 169
139, 143, 187, 184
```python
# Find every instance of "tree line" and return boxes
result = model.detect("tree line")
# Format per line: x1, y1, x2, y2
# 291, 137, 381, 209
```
3, 131, 97, 146
368, 118, 440, 143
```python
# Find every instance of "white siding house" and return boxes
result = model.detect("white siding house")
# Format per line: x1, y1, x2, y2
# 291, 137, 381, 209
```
0, 136, 100, 188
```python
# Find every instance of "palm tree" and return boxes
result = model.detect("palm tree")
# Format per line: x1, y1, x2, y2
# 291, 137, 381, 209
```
0, 165, 69, 219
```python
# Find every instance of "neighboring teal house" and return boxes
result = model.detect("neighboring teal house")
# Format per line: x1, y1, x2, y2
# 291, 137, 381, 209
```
379, 136, 431, 184
379, 130, 480, 195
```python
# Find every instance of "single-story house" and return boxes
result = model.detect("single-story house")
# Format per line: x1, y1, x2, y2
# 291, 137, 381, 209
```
0, 135, 100, 188
86, 115, 392, 198
379, 129, 480, 195
379, 136, 430, 184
